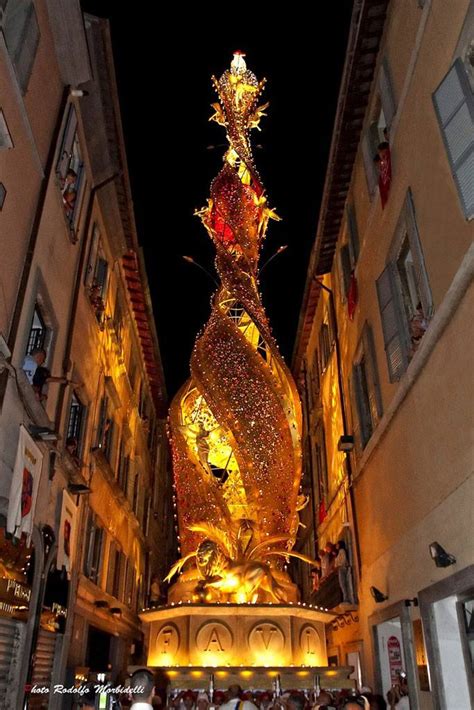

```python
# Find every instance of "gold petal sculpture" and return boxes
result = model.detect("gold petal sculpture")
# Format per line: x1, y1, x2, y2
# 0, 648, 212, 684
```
168, 52, 308, 603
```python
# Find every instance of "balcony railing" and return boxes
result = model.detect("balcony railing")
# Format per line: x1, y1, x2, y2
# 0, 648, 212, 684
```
311, 570, 343, 609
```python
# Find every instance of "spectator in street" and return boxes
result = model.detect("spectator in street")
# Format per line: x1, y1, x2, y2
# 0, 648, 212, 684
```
362, 694, 386, 710
342, 696, 369, 710
78, 682, 97, 709
197, 693, 210, 710
287, 694, 305, 710
313, 690, 335, 709
220, 685, 258, 710
130, 668, 155, 709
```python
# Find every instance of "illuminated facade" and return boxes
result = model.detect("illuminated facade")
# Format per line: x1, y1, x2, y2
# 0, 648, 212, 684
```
293, 0, 474, 707
0, 3, 171, 707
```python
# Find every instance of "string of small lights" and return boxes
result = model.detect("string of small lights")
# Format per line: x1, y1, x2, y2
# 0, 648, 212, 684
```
167, 52, 308, 603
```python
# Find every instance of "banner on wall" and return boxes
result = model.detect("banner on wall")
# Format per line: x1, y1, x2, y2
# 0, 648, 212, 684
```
57, 490, 78, 576
7, 425, 43, 544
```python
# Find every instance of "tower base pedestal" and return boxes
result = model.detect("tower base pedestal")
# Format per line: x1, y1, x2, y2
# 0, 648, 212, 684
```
140, 603, 355, 690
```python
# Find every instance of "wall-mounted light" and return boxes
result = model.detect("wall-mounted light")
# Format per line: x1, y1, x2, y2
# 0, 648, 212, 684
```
70, 88, 89, 97
338, 435, 354, 452
370, 586, 388, 603
429, 542, 456, 568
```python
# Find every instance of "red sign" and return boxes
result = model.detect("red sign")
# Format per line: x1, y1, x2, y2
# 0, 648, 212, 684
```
387, 635, 403, 684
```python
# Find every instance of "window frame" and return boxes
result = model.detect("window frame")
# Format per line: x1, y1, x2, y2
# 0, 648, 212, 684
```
350, 323, 383, 451
433, 58, 474, 220
66, 391, 87, 456
377, 190, 433, 382
1, 0, 40, 94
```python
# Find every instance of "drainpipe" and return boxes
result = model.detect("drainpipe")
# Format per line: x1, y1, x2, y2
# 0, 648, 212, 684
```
316, 279, 362, 580
0, 88, 69, 411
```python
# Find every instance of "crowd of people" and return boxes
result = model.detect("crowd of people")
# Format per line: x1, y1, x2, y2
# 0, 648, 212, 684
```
311, 540, 354, 605
75, 674, 409, 710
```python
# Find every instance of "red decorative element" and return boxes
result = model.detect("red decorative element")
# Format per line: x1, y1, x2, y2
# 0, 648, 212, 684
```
21, 468, 33, 518
347, 271, 358, 321
378, 143, 392, 209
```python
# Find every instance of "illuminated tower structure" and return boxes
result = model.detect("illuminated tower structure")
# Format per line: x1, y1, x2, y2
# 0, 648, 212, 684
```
140, 54, 352, 690
167, 50, 308, 605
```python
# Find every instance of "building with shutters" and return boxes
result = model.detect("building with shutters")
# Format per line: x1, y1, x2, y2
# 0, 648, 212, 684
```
292, 1, 474, 708
0, 2, 172, 708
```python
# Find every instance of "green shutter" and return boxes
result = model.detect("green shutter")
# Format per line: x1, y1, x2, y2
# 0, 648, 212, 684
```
340, 244, 352, 298
405, 190, 434, 317
376, 263, 410, 382
347, 204, 360, 264
433, 59, 474, 220
379, 57, 397, 128
362, 324, 383, 425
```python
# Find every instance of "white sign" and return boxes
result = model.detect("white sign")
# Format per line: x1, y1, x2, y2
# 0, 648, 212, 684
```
7, 425, 43, 544
57, 490, 78, 576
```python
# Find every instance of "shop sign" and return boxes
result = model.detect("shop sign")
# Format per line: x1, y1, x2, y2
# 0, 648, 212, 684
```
0, 576, 31, 620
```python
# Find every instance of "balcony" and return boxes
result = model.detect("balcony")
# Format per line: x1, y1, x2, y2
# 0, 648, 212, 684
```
311, 570, 358, 613
311, 570, 343, 609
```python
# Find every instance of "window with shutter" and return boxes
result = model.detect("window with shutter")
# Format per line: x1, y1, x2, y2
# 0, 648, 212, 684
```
379, 57, 397, 129
347, 204, 360, 265
348, 374, 362, 455
433, 58, 474, 219
0, 110, 13, 150
351, 324, 383, 449
362, 129, 379, 196
377, 263, 409, 382
56, 105, 86, 233
106, 540, 116, 596
313, 425, 328, 506
66, 393, 86, 456
362, 324, 383, 425
376, 262, 410, 382
339, 244, 352, 299
378, 189, 433, 372
56, 106, 78, 181
2, 0, 39, 94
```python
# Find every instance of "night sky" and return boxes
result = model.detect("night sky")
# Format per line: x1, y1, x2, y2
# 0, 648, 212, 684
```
81, 4, 353, 398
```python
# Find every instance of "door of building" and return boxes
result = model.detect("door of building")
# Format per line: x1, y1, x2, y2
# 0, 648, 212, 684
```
86, 625, 112, 672
375, 616, 408, 698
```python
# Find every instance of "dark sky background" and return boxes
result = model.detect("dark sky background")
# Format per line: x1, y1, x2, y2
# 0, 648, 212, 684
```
81, 4, 353, 398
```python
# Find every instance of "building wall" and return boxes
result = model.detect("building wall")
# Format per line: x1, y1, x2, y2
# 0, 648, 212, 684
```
0, 3, 172, 707
294, 0, 473, 705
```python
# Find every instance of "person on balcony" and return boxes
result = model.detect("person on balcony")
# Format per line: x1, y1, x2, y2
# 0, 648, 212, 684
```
22, 347, 46, 384
335, 539, 353, 604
